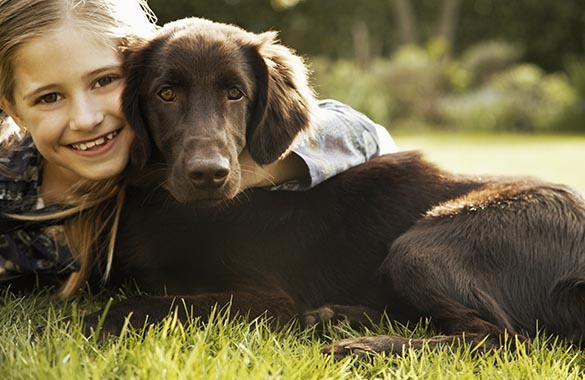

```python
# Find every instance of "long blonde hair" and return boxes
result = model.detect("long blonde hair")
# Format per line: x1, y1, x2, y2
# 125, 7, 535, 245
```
0, 0, 158, 296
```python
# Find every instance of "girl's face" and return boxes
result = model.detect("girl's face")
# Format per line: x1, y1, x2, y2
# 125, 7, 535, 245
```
0, 24, 134, 186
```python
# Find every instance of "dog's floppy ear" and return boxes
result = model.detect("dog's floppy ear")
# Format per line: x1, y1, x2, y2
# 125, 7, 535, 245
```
122, 39, 156, 169
246, 32, 316, 165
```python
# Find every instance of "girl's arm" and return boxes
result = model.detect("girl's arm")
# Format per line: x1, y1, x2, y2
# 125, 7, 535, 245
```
239, 99, 397, 191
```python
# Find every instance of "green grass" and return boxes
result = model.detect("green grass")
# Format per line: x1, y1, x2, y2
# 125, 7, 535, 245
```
2, 289, 584, 380
2, 133, 585, 379
394, 132, 585, 192
2, 288, 585, 380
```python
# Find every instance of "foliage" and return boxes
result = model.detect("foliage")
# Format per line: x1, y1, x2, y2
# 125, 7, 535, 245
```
147, 0, 585, 71
441, 64, 579, 132
312, 43, 460, 128
311, 42, 582, 133
557, 59, 585, 132
460, 40, 521, 86
565, 58, 585, 99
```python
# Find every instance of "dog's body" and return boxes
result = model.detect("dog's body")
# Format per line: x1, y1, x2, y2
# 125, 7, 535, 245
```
91, 18, 585, 356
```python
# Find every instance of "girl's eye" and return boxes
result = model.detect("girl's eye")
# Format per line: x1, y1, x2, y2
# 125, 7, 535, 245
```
227, 87, 243, 100
158, 87, 176, 102
94, 75, 118, 89
36, 93, 61, 104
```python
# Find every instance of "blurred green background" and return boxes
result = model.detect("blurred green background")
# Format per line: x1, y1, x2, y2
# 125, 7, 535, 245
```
147, 0, 585, 191
148, 0, 585, 135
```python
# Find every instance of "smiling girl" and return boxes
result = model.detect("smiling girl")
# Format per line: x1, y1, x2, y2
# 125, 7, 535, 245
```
0, 0, 396, 295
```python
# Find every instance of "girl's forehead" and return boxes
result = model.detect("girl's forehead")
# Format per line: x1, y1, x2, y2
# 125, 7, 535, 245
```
17, 22, 117, 58
12, 25, 121, 99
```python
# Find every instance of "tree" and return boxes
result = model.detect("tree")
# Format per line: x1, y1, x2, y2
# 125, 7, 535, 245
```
436, 0, 461, 54
391, 0, 462, 54
391, 0, 419, 45
147, 0, 585, 70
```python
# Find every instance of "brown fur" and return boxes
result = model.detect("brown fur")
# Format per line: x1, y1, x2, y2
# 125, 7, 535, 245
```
84, 18, 585, 357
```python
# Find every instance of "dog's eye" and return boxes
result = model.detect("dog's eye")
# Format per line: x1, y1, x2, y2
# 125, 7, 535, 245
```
227, 87, 243, 101
158, 87, 176, 102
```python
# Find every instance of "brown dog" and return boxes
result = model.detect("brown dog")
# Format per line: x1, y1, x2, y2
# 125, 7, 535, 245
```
123, 18, 315, 204
80, 18, 585, 357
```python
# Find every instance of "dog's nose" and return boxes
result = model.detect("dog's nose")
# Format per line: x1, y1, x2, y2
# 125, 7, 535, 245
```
187, 157, 230, 189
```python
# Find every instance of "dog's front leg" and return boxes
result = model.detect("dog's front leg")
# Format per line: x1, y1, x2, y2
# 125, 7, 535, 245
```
74, 291, 298, 339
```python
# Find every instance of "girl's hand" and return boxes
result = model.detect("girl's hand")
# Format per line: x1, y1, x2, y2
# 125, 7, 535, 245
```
238, 147, 307, 190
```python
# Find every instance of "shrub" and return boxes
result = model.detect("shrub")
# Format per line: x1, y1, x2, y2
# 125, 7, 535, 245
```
311, 44, 582, 133
460, 40, 522, 86
310, 44, 462, 128
441, 64, 579, 132
310, 57, 396, 126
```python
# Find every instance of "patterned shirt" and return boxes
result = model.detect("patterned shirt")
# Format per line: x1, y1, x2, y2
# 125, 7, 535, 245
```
273, 99, 396, 190
0, 138, 79, 281
0, 100, 396, 281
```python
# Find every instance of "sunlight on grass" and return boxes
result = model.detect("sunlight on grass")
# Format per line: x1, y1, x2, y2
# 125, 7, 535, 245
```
1, 289, 584, 380
394, 132, 585, 192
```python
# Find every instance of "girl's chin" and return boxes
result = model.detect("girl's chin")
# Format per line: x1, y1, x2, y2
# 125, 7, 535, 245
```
76, 162, 127, 181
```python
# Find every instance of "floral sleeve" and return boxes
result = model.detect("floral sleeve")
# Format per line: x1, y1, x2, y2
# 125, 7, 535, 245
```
270, 99, 397, 191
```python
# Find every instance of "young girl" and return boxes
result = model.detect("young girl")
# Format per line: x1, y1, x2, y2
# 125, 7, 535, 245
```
0, 0, 396, 295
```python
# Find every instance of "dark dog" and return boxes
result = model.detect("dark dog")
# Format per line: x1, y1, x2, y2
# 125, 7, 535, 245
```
86, 18, 585, 357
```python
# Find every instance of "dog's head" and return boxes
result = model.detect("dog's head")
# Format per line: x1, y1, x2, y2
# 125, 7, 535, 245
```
122, 17, 316, 204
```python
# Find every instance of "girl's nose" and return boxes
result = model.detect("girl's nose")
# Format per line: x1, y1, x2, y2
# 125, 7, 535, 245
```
68, 94, 104, 131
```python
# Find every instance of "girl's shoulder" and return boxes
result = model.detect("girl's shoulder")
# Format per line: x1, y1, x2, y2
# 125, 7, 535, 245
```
0, 136, 42, 211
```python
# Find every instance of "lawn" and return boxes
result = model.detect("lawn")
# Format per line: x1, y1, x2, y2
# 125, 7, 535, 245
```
1, 133, 584, 379
394, 132, 585, 193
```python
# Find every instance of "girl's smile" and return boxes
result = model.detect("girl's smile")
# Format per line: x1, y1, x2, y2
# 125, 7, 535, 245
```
69, 128, 121, 155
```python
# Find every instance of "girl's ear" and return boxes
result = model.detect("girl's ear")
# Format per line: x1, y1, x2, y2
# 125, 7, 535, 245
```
0, 98, 25, 128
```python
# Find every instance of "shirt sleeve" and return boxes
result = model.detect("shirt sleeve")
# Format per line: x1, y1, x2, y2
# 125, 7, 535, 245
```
0, 224, 79, 282
269, 99, 397, 191
0, 137, 78, 280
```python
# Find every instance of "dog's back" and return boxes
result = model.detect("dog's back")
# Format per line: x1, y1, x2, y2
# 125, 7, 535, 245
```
379, 179, 585, 339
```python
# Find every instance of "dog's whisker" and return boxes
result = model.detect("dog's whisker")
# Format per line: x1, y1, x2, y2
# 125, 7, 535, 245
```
230, 188, 252, 207
239, 166, 278, 187
143, 177, 170, 204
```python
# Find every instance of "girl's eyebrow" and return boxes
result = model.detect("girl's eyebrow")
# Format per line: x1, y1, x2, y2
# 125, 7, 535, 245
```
22, 65, 122, 102
23, 84, 58, 102
83, 65, 122, 80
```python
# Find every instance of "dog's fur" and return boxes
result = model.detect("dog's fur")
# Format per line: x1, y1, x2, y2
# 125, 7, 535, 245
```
90, 18, 585, 357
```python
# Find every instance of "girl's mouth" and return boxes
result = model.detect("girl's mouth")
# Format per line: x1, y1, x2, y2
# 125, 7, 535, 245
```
70, 130, 120, 151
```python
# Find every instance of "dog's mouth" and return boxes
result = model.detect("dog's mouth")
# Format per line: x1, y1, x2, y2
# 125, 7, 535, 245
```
187, 196, 233, 209
164, 186, 238, 207
164, 173, 241, 206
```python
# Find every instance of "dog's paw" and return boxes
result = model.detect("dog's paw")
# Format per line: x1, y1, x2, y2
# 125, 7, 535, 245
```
79, 309, 129, 340
301, 304, 382, 330
301, 305, 341, 327
32, 306, 133, 342
321, 335, 409, 359
322, 333, 533, 360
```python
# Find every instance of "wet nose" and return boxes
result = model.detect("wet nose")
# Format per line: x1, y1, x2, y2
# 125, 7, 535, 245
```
187, 157, 230, 189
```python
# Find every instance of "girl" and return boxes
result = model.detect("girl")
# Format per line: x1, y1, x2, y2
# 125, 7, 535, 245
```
0, 0, 396, 295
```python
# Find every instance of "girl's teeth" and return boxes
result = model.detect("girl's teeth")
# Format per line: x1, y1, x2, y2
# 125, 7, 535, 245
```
72, 131, 118, 151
